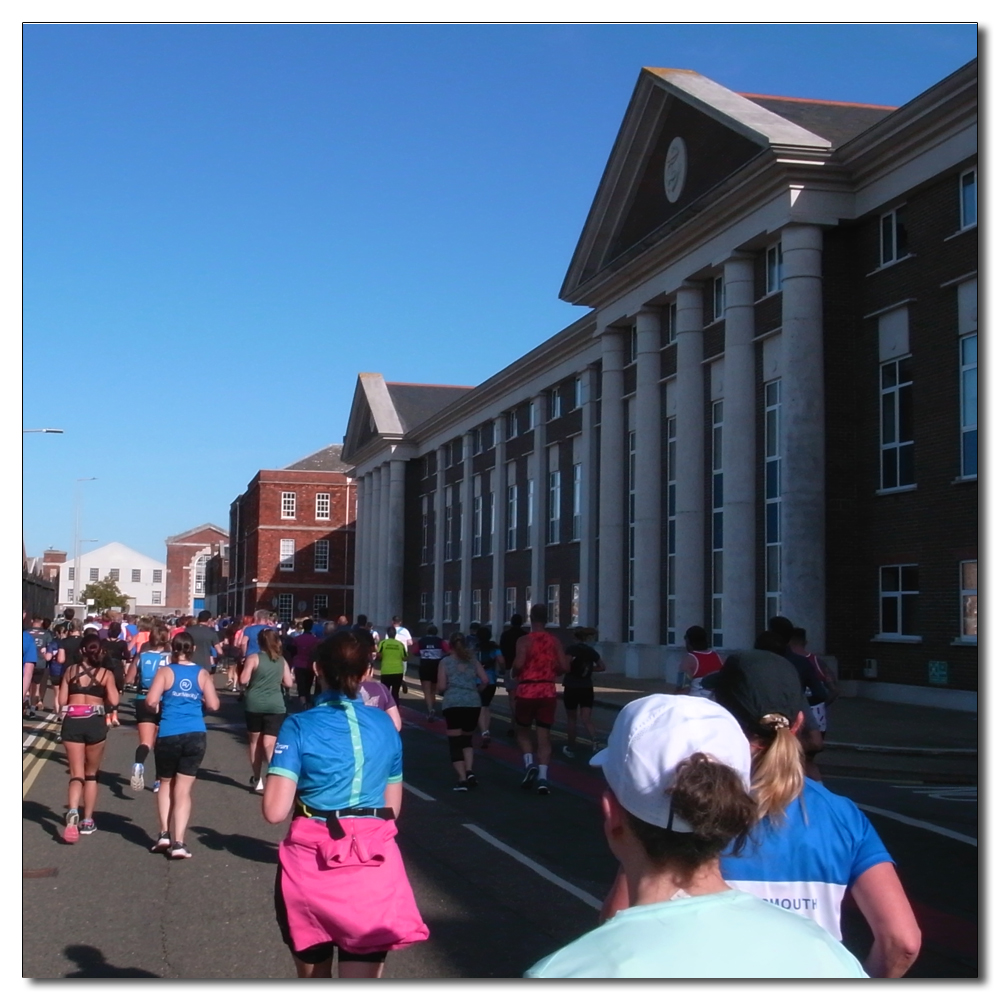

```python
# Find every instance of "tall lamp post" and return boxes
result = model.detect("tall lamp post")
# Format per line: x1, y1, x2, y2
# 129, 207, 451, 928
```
73, 478, 97, 608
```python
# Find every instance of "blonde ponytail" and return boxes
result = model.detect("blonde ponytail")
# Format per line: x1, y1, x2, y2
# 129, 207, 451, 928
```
751, 723, 804, 822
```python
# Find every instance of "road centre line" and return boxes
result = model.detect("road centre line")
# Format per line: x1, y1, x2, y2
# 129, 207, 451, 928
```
403, 782, 436, 801
856, 803, 977, 846
463, 823, 602, 911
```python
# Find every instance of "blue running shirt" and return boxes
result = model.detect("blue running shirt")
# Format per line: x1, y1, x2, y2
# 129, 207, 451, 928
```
157, 664, 207, 737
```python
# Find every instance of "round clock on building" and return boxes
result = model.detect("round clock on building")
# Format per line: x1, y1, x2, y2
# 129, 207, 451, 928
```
664, 136, 688, 203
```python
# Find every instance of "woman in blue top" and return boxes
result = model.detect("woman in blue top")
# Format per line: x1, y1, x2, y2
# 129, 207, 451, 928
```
125, 624, 170, 793
145, 632, 220, 860
263, 631, 428, 978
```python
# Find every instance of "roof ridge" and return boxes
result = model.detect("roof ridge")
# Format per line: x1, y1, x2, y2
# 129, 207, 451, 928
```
386, 381, 475, 389
739, 91, 898, 111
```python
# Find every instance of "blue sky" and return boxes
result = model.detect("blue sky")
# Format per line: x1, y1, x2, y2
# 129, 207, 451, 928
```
22, 23, 979, 562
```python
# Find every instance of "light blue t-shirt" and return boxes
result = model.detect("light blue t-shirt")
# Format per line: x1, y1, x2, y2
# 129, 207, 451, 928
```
721, 778, 893, 940
525, 890, 868, 979
268, 690, 402, 812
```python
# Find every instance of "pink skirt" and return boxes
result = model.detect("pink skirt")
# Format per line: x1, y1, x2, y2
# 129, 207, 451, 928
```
277, 816, 429, 955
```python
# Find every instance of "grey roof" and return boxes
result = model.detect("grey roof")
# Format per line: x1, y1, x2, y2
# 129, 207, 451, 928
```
739, 94, 895, 149
165, 523, 228, 544
284, 444, 351, 473
385, 383, 472, 433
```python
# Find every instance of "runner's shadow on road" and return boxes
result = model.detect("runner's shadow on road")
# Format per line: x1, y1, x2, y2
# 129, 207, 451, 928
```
188, 825, 279, 864
22, 799, 64, 842
92, 810, 153, 850
63, 944, 159, 978
197, 767, 252, 791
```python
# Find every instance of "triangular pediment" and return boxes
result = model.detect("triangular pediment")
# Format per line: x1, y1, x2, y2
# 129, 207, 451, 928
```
560, 67, 831, 305
341, 373, 406, 464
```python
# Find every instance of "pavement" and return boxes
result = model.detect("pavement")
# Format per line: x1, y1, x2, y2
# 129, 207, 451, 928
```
449, 671, 977, 784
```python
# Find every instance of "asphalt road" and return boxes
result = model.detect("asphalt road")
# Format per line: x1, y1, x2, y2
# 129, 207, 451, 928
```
22, 676, 978, 979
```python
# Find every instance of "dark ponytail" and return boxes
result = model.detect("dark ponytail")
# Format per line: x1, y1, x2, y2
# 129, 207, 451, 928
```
81, 636, 104, 669
171, 631, 195, 664
623, 753, 756, 880
314, 631, 369, 699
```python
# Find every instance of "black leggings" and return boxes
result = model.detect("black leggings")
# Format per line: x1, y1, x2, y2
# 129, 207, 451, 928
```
382, 674, 403, 702
443, 706, 479, 762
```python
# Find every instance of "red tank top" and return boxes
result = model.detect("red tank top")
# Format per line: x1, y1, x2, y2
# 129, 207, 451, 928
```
689, 649, 724, 679
517, 631, 561, 699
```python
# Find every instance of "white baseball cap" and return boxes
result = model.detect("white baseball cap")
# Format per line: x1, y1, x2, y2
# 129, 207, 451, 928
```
590, 694, 751, 832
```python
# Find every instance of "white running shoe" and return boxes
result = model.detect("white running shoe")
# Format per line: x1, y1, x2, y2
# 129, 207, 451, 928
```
131, 762, 145, 791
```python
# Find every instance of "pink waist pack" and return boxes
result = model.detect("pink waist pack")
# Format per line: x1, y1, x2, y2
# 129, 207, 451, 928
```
278, 816, 429, 955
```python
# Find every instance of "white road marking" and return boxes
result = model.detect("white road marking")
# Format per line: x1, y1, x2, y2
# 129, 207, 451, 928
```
891, 784, 977, 802
403, 782, 436, 801
856, 803, 977, 846
463, 823, 602, 910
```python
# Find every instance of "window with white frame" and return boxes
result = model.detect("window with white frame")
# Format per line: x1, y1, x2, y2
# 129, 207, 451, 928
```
281, 492, 297, 519
959, 561, 977, 641
547, 584, 561, 626
314, 539, 330, 572
278, 593, 294, 622
131, 569, 141, 583
67, 588, 75, 602
549, 386, 562, 420
570, 583, 580, 627
419, 592, 431, 622
547, 465, 561, 545
665, 300, 678, 345
151, 591, 162, 604
505, 587, 517, 624
627, 428, 637, 642
625, 324, 638, 364
712, 276, 725, 321
879, 565, 918, 638
484, 486, 494, 556
711, 401, 724, 647
315, 493, 331, 519
89, 567, 99, 582
765, 243, 783, 294
279, 538, 295, 571
764, 380, 782, 624
573, 376, 583, 410
473, 494, 483, 557
68, 567, 75, 581
472, 589, 482, 625
444, 498, 454, 561
194, 555, 207, 595
472, 426, 482, 455
505, 410, 517, 440
879, 207, 909, 265
313, 594, 328, 616
665, 414, 677, 644
420, 495, 431, 565
960, 332, 977, 478
526, 478, 534, 534
524, 586, 532, 619
571, 463, 582, 541
960, 168, 977, 229
443, 590, 454, 623
880, 356, 914, 489
153, 569, 162, 584
455, 487, 463, 559
506, 483, 518, 551
109, 568, 119, 581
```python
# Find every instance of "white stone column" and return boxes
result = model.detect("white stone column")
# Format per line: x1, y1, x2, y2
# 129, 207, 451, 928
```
632, 308, 663, 644
597, 330, 625, 642
354, 475, 367, 618
433, 446, 446, 631
721, 254, 757, 650
528, 394, 545, 612
578, 366, 598, 629
673, 283, 706, 638
377, 462, 391, 631
490, 418, 505, 628
386, 458, 406, 624
459, 432, 473, 628
780, 224, 826, 650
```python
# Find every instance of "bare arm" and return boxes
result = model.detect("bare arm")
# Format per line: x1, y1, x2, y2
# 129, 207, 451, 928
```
385, 780, 403, 820
385, 704, 403, 732
200, 669, 220, 712
474, 662, 489, 688
239, 654, 258, 687
594, 655, 607, 673
262, 774, 297, 824
511, 635, 528, 678
103, 669, 120, 710
436, 660, 448, 694
145, 666, 172, 710
280, 657, 295, 689
851, 862, 922, 977
125, 653, 139, 686
556, 645, 571, 675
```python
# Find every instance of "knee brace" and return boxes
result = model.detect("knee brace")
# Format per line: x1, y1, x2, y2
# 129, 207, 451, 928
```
69, 776, 85, 786
448, 735, 465, 762
84, 773, 99, 782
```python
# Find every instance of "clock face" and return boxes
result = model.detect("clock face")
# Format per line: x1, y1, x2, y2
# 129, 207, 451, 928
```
664, 136, 688, 204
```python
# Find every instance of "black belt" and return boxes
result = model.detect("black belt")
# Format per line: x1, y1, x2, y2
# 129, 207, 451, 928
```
294, 802, 395, 839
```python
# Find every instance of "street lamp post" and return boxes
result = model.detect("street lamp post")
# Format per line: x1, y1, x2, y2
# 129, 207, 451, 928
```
73, 478, 97, 609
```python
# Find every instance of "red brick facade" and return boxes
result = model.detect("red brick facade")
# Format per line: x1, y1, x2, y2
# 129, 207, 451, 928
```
164, 524, 229, 614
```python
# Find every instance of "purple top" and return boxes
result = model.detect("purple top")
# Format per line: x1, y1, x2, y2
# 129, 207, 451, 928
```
360, 680, 397, 713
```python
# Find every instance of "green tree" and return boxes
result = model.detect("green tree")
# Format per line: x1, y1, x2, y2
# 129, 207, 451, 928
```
79, 575, 132, 614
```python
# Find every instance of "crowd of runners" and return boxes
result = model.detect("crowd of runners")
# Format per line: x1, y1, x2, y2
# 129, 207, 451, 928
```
22, 602, 922, 978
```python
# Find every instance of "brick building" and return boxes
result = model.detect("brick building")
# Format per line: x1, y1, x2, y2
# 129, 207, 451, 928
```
343, 60, 977, 706
164, 524, 229, 615
224, 445, 356, 622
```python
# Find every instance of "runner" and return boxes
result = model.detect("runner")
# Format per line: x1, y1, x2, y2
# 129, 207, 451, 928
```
101, 622, 131, 707
473, 625, 503, 749
25, 615, 52, 716
219, 621, 242, 692
677, 625, 724, 697
437, 633, 489, 791
57, 634, 120, 843
560, 627, 606, 758
527, 694, 867, 978
288, 618, 320, 709
240, 628, 294, 792
498, 613, 528, 737
263, 630, 429, 978
186, 610, 222, 677
238, 609, 272, 660
46, 623, 68, 717
374, 627, 407, 703
359, 662, 403, 731
789, 625, 838, 776
144, 631, 221, 859
125, 624, 171, 792
416, 625, 448, 722
510, 604, 569, 794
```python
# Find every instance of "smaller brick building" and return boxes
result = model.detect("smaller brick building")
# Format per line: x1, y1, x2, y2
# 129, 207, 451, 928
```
165, 524, 229, 615
224, 445, 356, 622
